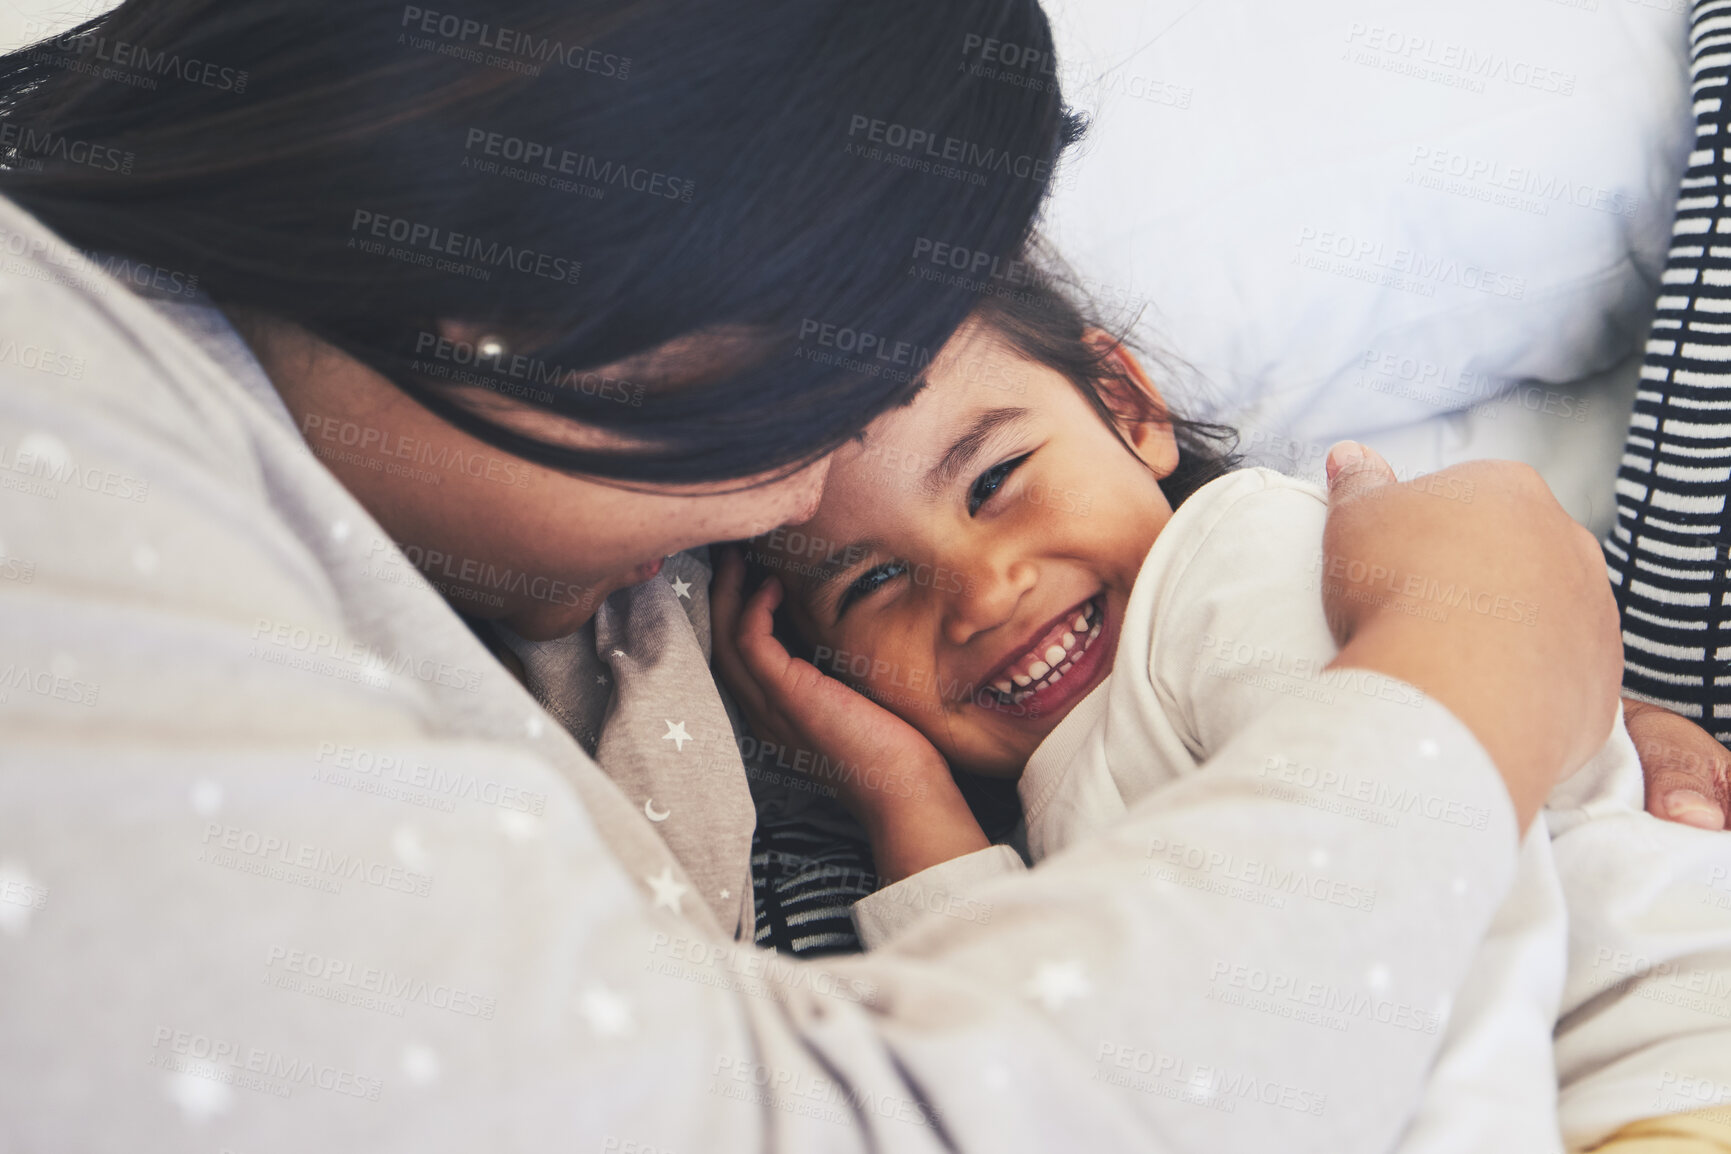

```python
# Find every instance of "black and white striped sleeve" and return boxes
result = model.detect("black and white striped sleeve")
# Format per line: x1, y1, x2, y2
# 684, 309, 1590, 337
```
1604, 0, 1731, 744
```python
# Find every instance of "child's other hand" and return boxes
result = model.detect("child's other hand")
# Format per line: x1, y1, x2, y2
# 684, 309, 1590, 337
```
711, 547, 988, 882
1623, 697, 1730, 831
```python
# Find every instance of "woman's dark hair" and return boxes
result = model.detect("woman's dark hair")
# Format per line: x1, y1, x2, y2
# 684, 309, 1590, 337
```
0, 0, 1080, 484
969, 253, 1240, 510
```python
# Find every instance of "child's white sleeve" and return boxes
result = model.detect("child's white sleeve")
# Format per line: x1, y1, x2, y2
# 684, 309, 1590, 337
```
1548, 726, 1731, 1151
852, 844, 1027, 948
1138, 471, 1409, 769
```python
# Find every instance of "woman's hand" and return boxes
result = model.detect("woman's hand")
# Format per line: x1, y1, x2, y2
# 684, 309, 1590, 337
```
711, 547, 989, 883
1319, 443, 1624, 832
1623, 697, 1730, 831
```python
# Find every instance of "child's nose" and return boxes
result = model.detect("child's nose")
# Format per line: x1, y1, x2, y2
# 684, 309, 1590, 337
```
940, 556, 1037, 647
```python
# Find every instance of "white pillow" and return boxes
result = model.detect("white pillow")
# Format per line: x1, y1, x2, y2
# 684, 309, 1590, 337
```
1036, 0, 1692, 453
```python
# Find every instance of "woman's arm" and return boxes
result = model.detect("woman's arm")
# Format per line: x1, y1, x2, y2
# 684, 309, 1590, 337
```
1319, 443, 1624, 831
1329, 441, 1731, 833
0, 280, 1612, 1152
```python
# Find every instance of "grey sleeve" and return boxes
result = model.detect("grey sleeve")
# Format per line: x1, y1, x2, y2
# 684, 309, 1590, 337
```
3, 678, 1519, 1152
0, 242, 1521, 1152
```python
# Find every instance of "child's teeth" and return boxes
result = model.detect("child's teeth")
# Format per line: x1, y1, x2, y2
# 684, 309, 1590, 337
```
993, 604, 1104, 706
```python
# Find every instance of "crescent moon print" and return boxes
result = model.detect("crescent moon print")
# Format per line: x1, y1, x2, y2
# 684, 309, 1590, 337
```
643, 798, 671, 823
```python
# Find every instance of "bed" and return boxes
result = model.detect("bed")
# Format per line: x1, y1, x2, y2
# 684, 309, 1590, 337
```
1039, 0, 1693, 538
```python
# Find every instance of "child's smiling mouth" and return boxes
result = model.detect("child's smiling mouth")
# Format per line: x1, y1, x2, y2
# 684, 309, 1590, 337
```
980, 595, 1106, 708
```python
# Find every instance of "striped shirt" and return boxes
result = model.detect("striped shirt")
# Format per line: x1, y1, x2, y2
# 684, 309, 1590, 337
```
1605, 0, 1731, 745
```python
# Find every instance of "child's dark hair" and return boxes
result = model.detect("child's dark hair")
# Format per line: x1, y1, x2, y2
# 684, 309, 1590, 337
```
966, 254, 1240, 509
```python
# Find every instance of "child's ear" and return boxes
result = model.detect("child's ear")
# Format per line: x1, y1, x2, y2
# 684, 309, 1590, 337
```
1083, 330, 1180, 479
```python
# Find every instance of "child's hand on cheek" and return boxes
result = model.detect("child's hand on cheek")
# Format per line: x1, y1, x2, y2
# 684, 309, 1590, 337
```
712, 548, 989, 883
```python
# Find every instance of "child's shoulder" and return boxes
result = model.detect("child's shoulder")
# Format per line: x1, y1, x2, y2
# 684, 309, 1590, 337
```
1124, 467, 1341, 745
1170, 465, 1327, 540
1189, 464, 1327, 504
1136, 466, 1328, 604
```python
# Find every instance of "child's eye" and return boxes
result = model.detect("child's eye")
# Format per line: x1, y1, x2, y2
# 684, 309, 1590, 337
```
839, 560, 908, 616
968, 452, 1033, 516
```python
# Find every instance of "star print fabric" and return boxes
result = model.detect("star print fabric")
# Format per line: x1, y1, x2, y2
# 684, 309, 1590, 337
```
488, 550, 756, 937
0, 262, 1554, 1149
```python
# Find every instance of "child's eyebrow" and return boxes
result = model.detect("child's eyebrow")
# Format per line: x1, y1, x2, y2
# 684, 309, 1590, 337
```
921, 407, 1033, 498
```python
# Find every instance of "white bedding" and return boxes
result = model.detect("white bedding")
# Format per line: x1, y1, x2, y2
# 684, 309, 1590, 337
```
1037, 0, 1689, 529
1364, 352, 1642, 540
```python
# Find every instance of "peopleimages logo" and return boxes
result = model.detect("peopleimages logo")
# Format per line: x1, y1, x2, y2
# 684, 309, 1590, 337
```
1294, 226, 1527, 300
264, 945, 497, 1019
845, 115, 1052, 183
0, 122, 132, 173
349, 210, 581, 285
1407, 145, 1639, 219
399, 6, 630, 78
22, 24, 249, 93
462, 128, 695, 202
910, 237, 1034, 286
1342, 22, 1577, 96
148, 1026, 383, 1101
796, 319, 932, 368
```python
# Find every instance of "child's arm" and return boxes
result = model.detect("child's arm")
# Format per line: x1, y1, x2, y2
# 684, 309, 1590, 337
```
855, 782, 992, 885
712, 550, 989, 883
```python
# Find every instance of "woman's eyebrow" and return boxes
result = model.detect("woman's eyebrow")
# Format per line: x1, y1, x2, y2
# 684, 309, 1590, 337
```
921, 407, 1033, 498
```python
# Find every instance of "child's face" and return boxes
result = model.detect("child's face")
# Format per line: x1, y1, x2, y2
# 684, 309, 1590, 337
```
763, 319, 1181, 778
